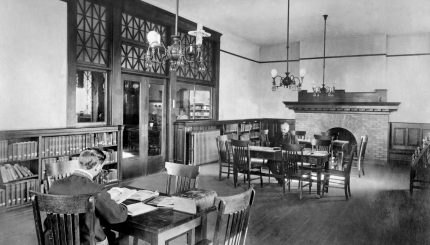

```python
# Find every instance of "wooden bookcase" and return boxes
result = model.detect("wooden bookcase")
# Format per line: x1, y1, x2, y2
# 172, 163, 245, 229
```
174, 118, 293, 164
0, 125, 123, 210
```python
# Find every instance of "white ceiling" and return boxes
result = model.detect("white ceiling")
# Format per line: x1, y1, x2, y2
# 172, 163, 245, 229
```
142, 0, 430, 46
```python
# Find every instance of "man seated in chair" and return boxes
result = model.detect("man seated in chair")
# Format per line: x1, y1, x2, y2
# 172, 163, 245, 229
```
269, 122, 299, 185
47, 148, 128, 245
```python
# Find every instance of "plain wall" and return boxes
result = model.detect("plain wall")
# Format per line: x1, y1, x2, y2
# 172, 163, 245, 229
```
0, 0, 67, 130
219, 32, 261, 120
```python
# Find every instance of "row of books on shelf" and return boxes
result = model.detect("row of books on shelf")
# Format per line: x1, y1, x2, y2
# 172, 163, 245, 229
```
0, 164, 35, 183
190, 104, 210, 110
0, 179, 39, 207
0, 140, 38, 162
40, 132, 118, 157
224, 124, 239, 133
42, 150, 118, 166
240, 122, 260, 132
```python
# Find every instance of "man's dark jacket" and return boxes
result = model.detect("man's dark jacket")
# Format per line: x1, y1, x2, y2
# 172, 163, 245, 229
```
48, 174, 128, 245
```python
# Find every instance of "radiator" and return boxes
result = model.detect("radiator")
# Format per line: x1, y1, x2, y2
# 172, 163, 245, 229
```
188, 130, 220, 165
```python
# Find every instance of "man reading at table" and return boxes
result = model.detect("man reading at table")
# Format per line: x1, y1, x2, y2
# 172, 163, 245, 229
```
269, 122, 299, 185
47, 148, 128, 245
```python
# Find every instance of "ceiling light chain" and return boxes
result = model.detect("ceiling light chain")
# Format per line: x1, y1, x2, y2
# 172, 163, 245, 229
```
271, 0, 306, 92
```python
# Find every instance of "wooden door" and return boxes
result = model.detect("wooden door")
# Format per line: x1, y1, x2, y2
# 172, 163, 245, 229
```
122, 74, 148, 179
147, 79, 166, 174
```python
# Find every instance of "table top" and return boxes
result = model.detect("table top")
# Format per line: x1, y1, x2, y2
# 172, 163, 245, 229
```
110, 188, 216, 234
249, 145, 329, 157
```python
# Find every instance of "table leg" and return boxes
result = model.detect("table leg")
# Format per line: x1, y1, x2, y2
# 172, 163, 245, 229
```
195, 213, 208, 242
317, 169, 321, 196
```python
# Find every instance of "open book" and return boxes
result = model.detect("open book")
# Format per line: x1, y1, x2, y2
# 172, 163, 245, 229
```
126, 202, 158, 216
108, 187, 159, 204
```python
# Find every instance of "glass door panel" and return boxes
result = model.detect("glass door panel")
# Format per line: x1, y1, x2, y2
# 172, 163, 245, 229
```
147, 81, 165, 174
122, 75, 148, 179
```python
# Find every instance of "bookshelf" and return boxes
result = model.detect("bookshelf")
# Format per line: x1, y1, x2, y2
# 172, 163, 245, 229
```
0, 125, 123, 210
174, 119, 292, 164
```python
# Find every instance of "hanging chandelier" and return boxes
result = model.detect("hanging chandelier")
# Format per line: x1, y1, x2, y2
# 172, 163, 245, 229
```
271, 0, 305, 92
312, 15, 335, 97
144, 0, 211, 72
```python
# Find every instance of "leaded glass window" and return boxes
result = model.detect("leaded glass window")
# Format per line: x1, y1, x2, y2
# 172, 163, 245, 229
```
176, 31, 214, 82
76, 0, 108, 66
121, 13, 167, 74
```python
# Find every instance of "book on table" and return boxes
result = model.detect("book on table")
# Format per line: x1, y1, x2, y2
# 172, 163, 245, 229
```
126, 202, 158, 216
107, 187, 159, 204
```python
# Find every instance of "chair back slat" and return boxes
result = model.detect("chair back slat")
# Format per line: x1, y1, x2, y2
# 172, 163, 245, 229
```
316, 139, 332, 153
344, 145, 357, 177
65, 214, 73, 245
30, 191, 96, 245
231, 139, 250, 172
358, 135, 368, 159
212, 188, 255, 245
165, 162, 200, 195
283, 144, 303, 176
216, 135, 229, 163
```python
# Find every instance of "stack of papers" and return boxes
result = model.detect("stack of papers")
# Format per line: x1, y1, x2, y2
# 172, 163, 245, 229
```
128, 190, 159, 202
107, 187, 137, 204
126, 203, 158, 216
145, 196, 196, 214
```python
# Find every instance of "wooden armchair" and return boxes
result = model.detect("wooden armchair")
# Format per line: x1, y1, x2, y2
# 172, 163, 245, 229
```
197, 187, 255, 245
282, 144, 312, 199
216, 135, 233, 180
30, 191, 96, 245
230, 139, 263, 188
165, 161, 200, 195
322, 146, 356, 200
43, 160, 80, 193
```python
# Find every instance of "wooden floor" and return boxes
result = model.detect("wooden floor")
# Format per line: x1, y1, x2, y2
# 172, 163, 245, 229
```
1, 161, 429, 245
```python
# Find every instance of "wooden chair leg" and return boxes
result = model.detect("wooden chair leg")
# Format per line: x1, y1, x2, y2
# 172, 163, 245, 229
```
344, 184, 349, 200
260, 168, 263, 188
348, 181, 351, 197
299, 180, 303, 200
227, 164, 231, 179
219, 164, 222, 181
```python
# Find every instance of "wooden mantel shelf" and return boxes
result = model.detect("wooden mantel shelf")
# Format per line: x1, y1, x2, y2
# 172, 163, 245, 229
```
283, 89, 401, 113
283, 101, 401, 114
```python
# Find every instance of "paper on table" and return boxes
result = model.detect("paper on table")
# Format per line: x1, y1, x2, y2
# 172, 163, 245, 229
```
172, 196, 196, 214
146, 196, 174, 207
128, 190, 159, 202
107, 187, 137, 204
126, 202, 158, 216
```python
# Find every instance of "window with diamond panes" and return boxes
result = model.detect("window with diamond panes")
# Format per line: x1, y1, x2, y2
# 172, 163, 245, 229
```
121, 13, 167, 74
76, 0, 108, 66
176, 31, 214, 82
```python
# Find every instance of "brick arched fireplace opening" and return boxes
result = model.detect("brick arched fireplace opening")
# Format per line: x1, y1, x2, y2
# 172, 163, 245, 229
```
327, 127, 357, 146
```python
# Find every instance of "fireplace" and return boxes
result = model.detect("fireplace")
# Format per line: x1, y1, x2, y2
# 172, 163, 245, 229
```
284, 89, 400, 163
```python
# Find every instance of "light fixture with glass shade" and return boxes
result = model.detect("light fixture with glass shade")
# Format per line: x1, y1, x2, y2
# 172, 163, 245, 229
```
271, 0, 306, 92
144, 0, 211, 72
312, 14, 335, 96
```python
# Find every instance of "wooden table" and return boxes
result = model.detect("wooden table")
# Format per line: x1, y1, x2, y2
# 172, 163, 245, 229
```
109, 192, 215, 245
249, 146, 329, 195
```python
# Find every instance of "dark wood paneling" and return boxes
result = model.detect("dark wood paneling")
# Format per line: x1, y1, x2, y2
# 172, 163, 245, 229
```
407, 128, 421, 146
393, 128, 406, 146
389, 122, 430, 163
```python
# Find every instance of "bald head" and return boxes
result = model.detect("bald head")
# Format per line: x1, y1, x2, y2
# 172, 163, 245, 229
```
281, 122, 290, 135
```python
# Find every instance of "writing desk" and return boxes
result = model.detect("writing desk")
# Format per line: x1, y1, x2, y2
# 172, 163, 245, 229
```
109, 190, 216, 245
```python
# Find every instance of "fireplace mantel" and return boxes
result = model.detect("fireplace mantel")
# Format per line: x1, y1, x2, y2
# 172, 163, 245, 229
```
283, 101, 400, 114
284, 89, 400, 114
